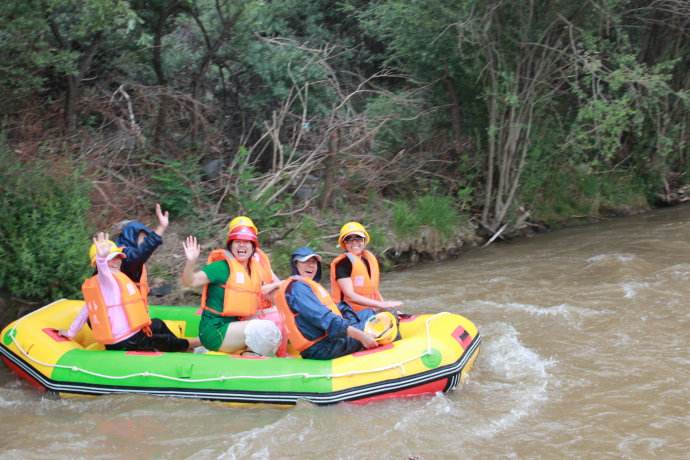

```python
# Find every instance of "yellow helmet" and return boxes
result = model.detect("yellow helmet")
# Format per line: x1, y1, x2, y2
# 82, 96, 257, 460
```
88, 240, 125, 266
364, 311, 398, 345
228, 216, 258, 234
337, 221, 370, 249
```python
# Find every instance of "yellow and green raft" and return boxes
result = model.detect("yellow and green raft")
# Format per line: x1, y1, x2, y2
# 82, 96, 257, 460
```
0, 299, 480, 405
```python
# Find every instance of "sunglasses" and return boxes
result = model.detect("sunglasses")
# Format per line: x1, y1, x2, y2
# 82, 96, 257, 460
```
344, 235, 365, 243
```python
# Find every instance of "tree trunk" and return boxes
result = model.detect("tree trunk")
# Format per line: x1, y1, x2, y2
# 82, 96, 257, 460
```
320, 129, 339, 211
64, 75, 79, 133
48, 20, 101, 133
152, 18, 168, 152
442, 76, 463, 156
189, 7, 242, 142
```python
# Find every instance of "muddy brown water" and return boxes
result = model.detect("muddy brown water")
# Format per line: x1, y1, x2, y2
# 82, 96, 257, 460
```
2, 206, 690, 458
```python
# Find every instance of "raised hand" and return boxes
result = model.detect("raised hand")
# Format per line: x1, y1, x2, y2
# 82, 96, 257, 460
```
94, 232, 112, 258
183, 236, 200, 262
155, 203, 169, 236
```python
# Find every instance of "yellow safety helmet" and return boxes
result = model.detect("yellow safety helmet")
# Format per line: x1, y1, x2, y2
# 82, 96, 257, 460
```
228, 216, 258, 234
337, 221, 370, 249
88, 240, 126, 266
364, 311, 398, 345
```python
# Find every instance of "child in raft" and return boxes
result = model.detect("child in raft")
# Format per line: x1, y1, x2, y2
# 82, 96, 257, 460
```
62, 232, 200, 351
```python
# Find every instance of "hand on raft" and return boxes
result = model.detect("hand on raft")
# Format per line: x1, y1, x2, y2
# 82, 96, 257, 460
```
360, 333, 378, 349
348, 326, 378, 349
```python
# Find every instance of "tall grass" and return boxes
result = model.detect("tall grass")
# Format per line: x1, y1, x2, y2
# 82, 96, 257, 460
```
391, 194, 461, 240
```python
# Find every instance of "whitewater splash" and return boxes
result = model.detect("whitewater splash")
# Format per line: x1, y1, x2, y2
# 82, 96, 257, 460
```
468, 300, 607, 318
218, 414, 313, 460
621, 281, 650, 299
470, 322, 556, 438
587, 253, 636, 264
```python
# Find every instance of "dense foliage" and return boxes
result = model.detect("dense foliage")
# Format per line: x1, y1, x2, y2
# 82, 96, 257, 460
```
0, 142, 93, 300
1, 0, 688, 301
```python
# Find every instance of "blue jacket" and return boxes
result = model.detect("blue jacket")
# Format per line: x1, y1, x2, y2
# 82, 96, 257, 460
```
115, 221, 162, 282
285, 281, 350, 341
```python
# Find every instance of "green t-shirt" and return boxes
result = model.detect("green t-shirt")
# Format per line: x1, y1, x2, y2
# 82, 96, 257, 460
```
199, 260, 239, 351
202, 260, 231, 313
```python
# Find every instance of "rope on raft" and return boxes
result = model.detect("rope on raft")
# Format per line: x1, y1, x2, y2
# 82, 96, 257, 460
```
8, 310, 452, 383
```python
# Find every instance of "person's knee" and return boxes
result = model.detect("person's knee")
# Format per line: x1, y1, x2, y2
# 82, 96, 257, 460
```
149, 318, 165, 333
244, 319, 282, 356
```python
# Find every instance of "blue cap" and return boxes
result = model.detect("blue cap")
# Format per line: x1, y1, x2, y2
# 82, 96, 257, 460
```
291, 247, 322, 263
291, 246, 322, 282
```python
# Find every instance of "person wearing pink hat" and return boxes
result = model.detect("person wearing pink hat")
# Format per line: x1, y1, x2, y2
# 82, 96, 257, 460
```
181, 224, 281, 355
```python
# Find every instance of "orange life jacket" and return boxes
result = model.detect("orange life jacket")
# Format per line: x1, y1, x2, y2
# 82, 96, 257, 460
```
330, 250, 382, 312
254, 248, 275, 308
81, 271, 151, 345
136, 264, 150, 306
200, 249, 262, 317
275, 277, 342, 352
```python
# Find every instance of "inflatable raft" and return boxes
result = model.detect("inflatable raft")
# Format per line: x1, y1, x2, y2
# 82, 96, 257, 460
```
0, 299, 480, 406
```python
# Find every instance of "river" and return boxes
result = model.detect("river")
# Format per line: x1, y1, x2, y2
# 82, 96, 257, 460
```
2, 206, 689, 458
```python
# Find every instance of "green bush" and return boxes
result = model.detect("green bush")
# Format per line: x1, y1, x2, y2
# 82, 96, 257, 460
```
391, 194, 460, 241
0, 146, 93, 301
392, 200, 419, 238
415, 195, 460, 238
150, 156, 203, 219
520, 157, 649, 223
597, 172, 649, 210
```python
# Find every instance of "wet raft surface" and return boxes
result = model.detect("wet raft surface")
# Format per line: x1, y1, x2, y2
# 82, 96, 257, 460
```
2, 205, 690, 458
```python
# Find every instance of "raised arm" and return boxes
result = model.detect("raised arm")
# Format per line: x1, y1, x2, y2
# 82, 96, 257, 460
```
181, 236, 210, 288
154, 203, 169, 237
93, 232, 119, 290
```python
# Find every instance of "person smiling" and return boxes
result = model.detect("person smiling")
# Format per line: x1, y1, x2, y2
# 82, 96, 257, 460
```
275, 247, 378, 359
330, 221, 403, 313
226, 215, 282, 303
181, 225, 281, 355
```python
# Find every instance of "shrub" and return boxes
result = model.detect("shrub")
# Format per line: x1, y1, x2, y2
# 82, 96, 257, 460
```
415, 194, 460, 238
0, 145, 93, 301
392, 200, 419, 238
391, 194, 460, 241
150, 156, 203, 219
520, 157, 649, 223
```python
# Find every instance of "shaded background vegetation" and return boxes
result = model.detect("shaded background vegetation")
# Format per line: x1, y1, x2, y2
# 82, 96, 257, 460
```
1, 0, 688, 303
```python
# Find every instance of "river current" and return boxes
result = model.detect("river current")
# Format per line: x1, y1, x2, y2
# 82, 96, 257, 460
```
2, 206, 689, 458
